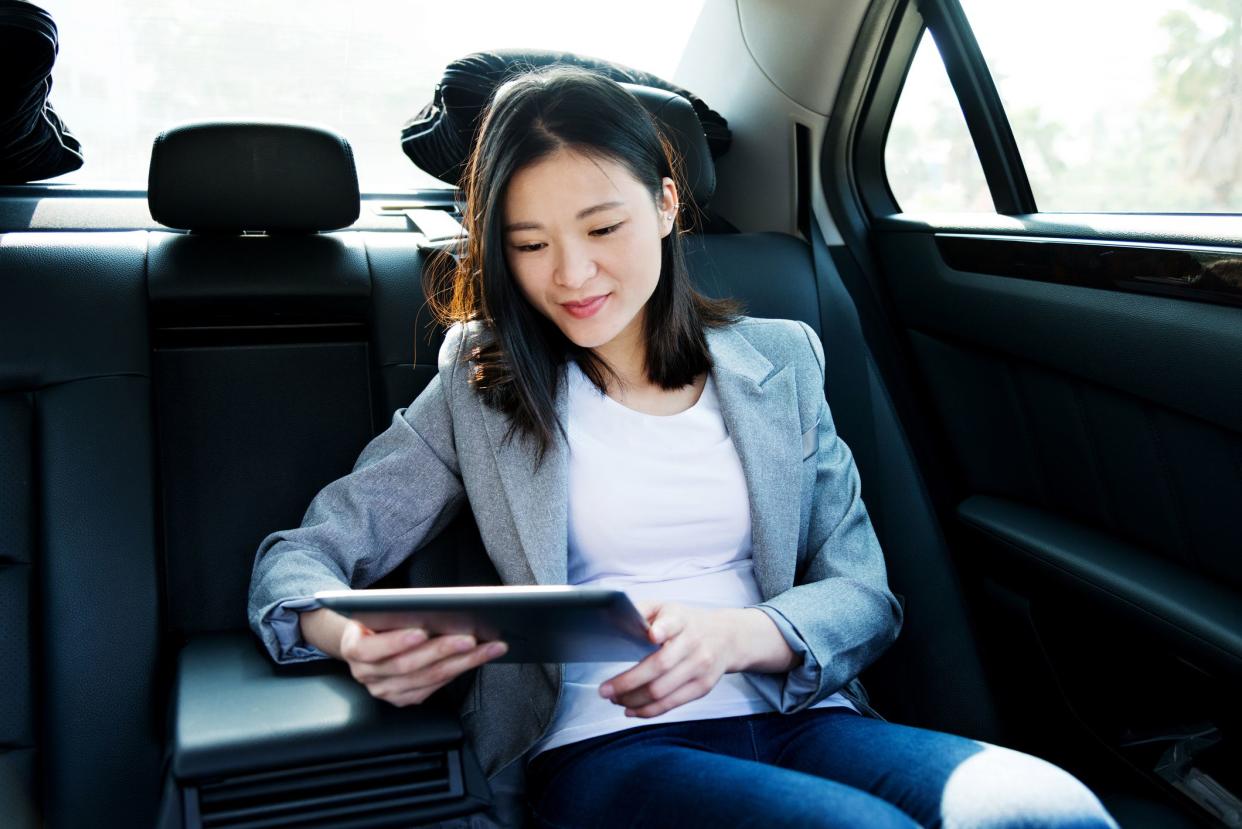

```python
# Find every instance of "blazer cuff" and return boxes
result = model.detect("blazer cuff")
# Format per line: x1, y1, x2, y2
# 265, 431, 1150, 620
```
266, 596, 332, 664
742, 603, 823, 712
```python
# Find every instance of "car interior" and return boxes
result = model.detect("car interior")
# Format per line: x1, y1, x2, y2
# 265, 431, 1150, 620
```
2, 0, 1240, 827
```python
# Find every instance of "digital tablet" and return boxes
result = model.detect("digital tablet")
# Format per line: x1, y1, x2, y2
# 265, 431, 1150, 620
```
313, 585, 658, 663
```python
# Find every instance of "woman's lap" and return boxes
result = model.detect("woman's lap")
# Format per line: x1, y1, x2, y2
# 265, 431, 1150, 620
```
525, 710, 917, 829
524, 707, 1118, 829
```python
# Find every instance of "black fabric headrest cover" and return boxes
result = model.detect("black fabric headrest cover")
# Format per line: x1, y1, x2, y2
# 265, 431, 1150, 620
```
0, 0, 85, 183
400, 49, 729, 206
148, 122, 360, 232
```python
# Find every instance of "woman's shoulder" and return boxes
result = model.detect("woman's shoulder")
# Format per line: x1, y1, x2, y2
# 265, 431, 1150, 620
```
437, 319, 493, 370
727, 314, 813, 338
722, 315, 824, 377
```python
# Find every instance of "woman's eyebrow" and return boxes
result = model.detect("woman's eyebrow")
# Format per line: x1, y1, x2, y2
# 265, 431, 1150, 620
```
504, 200, 625, 232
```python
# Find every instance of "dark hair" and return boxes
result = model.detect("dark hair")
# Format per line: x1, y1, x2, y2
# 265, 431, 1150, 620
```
425, 64, 741, 464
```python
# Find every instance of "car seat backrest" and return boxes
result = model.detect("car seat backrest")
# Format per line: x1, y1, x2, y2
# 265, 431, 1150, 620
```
146, 122, 497, 636
0, 231, 162, 827
146, 123, 381, 636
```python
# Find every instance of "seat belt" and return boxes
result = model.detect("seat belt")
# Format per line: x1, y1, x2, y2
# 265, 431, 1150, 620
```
808, 215, 885, 534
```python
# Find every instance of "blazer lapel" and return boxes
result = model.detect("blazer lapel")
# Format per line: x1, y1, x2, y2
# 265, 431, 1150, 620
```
476, 366, 569, 587
705, 325, 802, 601
478, 326, 802, 599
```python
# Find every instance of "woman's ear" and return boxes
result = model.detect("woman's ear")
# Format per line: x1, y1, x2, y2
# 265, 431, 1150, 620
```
659, 176, 679, 237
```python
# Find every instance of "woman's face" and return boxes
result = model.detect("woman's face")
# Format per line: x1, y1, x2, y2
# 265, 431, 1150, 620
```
501, 147, 677, 355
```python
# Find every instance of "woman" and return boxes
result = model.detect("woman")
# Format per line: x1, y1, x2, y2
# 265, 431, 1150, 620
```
248, 66, 1118, 828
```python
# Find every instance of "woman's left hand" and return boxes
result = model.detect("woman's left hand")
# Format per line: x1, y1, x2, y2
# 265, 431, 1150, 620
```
598, 600, 739, 718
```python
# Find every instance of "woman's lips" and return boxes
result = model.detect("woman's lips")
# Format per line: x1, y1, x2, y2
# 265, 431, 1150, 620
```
561, 293, 609, 319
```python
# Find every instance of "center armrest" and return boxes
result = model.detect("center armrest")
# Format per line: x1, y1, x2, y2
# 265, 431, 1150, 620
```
169, 632, 489, 828
172, 632, 462, 778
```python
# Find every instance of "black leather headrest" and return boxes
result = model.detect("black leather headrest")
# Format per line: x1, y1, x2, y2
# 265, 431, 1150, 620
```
621, 84, 716, 207
147, 122, 360, 232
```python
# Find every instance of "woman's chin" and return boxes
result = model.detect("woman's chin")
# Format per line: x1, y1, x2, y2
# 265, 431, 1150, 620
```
558, 320, 619, 350
564, 331, 611, 350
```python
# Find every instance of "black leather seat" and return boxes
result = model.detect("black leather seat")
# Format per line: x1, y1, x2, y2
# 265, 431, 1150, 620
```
0, 231, 162, 826
142, 122, 493, 827
147, 122, 378, 642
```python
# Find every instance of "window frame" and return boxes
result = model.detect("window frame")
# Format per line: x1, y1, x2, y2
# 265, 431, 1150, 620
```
849, 0, 1037, 218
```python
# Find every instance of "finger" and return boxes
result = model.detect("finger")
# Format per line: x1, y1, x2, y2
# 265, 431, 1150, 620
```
648, 609, 686, 645
344, 624, 429, 664
370, 640, 507, 699
362, 633, 478, 680
600, 635, 688, 700
626, 676, 712, 718
614, 656, 702, 709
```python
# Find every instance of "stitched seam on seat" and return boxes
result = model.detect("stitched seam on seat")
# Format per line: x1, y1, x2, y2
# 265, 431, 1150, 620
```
7, 372, 150, 394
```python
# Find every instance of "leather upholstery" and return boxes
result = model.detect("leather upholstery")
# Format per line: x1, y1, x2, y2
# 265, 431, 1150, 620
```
623, 84, 717, 208
0, 232, 162, 828
147, 121, 360, 232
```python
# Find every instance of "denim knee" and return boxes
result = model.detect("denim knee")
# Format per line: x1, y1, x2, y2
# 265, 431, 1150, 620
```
938, 744, 1119, 829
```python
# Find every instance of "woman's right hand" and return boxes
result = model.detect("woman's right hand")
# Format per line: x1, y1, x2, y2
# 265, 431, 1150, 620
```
338, 622, 508, 707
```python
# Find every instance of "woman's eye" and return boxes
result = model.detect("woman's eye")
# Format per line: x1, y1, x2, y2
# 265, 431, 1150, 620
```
512, 223, 620, 252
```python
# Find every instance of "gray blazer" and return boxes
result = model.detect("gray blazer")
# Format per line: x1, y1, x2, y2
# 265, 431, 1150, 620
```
248, 315, 903, 784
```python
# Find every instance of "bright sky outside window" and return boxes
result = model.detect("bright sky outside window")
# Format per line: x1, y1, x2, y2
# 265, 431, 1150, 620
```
33, 0, 707, 191
885, 30, 993, 214
960, 0, 1242, 213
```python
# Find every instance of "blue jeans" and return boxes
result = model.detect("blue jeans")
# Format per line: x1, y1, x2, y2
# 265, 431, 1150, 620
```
522, 707, 1119, 828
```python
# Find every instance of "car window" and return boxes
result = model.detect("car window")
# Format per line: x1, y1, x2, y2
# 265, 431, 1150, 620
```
958, 0, 1242, 213
34, 0, 707, 192
884, 29, 992, 213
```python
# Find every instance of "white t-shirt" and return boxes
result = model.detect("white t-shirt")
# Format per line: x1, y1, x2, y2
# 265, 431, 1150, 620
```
527, 360, 853, 758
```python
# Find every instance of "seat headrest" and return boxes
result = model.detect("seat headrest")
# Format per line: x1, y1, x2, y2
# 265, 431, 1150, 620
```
620, 83, 716, 207
147, 122, 360, 232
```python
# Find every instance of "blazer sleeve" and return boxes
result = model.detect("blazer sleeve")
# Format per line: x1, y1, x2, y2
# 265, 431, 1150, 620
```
745, 320, 903, 711
247, 324, 470, 665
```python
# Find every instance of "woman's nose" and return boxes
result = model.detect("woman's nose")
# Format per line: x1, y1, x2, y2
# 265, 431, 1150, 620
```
554, 243, 597, 288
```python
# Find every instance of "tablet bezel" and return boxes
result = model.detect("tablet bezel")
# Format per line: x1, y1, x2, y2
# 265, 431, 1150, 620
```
313, 585, 657, 663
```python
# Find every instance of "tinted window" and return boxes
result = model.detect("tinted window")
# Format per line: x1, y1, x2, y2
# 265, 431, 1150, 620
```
884, 31, 992, 213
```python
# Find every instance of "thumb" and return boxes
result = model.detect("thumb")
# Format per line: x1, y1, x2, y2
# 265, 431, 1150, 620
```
647, 605, 678, 644
633, 600, 665, 641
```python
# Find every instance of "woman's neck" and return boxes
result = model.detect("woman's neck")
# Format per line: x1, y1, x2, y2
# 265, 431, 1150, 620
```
588, 320, 708, 416
592, 314, 648, 393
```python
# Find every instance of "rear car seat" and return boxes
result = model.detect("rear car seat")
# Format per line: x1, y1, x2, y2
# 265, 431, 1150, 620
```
1, 88, 1005, 827
0, 231, 162, 826
144, 122, 494, 828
